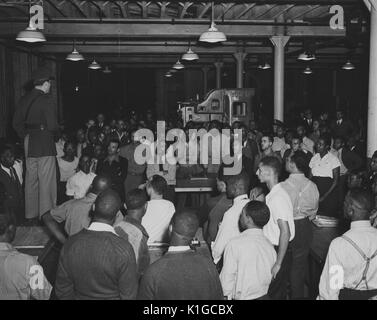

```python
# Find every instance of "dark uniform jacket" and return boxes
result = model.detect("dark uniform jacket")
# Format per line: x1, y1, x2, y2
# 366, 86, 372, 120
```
13, 89, 58, 158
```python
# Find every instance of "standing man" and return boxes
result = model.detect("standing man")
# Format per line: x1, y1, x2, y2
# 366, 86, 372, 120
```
13, 67, 59, 223
257, 156, 295, 300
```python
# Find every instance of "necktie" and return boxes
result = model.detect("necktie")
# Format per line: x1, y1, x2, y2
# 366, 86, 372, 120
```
10, 167, 21, 189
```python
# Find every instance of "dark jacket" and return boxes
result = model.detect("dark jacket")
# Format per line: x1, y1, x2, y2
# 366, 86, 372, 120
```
55, 229, 138, 300
137, 250, 223, 300
13, 89, 59, 157
331, 120, 354, 139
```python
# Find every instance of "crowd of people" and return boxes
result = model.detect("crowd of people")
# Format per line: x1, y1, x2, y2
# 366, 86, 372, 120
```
1, 70, 377, 300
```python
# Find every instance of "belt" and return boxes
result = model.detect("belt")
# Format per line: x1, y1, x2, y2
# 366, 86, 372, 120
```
25, 124, 45, 130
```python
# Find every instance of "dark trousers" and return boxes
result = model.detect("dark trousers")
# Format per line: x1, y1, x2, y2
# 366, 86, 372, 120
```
268, 245, 292, 300
290, 218, 313, 299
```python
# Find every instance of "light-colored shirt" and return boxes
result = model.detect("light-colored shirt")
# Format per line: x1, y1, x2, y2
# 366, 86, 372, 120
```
142, 199, 175, 243
281, 173, 319, 220
263, 183, 295, 246
212, 194, 250, 264
301, 136, 315, 154
220, 229, 277, 300
318, 221, 377, 300
87, 222, 117, 235
1, 163, 22, 183
0, 243, 52, 300
66, 171, 96, 199
272, 137, 286, 153
309, 152, 340, 178
55, 139, 65, 158
57, 157, 79, 182
330, 148, 348, 176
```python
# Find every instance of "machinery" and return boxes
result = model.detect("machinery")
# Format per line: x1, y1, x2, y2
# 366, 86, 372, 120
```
178, 88, 256, 127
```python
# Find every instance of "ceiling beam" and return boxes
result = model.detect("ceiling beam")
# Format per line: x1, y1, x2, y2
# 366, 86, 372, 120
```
0, 21, 346, 38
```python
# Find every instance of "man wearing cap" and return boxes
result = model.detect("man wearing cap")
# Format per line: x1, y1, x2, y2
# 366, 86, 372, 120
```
13, 66, 59, 223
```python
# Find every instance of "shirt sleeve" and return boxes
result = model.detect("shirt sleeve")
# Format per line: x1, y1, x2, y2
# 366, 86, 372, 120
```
65, 177, 76, 197
220, 241, 237, 299
318, 239, 343, 300
50, 200, 72, 223
331, 155, 341, 170
27, 257, 52, 300
270, 192, 293, 223
212, 210, 235, 264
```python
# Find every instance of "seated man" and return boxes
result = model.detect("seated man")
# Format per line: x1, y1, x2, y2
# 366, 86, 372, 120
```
115, 189, 150, 277
142, 175, 175, 243
318, 188, 377, 300
55, 189, 138, 300
202, 164, 232, 247
42, 175, 122, 243
212, 171, 250, 265
220, 201, 276, 300
66, 155, 97, 199
138, 209, 223, 300
0, 215, 52, 300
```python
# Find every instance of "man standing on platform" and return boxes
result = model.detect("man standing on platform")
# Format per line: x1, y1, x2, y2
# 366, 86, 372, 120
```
13, 67, 59, 224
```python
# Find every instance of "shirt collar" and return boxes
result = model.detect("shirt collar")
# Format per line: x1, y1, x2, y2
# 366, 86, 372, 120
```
87, 222, 117, 235
233, 194, 249, 203
168, 246, 191, 252
350, 220, 372, 229
0, 242, 13, 251
0, 164, 11, 175
241, 228, 264, 236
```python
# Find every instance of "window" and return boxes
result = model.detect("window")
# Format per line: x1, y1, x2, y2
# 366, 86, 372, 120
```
211, 99, 220, 111
232, 102, 246, 116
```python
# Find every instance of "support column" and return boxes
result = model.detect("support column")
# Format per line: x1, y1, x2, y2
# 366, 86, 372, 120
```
365, 0, 377, 157
214, 61, 223, 89
270, 36, 290, 122
202, 66, 209, 95
233, 52, 247, 89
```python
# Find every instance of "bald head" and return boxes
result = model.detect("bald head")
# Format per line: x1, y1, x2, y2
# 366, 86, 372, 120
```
93, 189, 121, 223
172, 209, 199, 239
91, 175, 112, 195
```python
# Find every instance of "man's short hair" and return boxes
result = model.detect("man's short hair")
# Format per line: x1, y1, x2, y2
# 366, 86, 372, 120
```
172, 209, 199, 239
348, 188, 375, 213
0, 214, 12, 236
108, 139, 120, 148
319, 134, 332, 148
290, 150, 309, 174
261, 133, 274, 143
260, 156, 282, 177
149, 175, 168, 195
226, 170, 250, 194
0, 143, 14, 158
243, 201, 270, 228
93, 189, 121, 221
126, 189, 147, 210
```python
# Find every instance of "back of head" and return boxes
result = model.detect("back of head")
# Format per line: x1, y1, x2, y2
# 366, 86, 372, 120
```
348, 188, 375, 216
148, 175, 167, 196
126, 189, 147, 211
243, 201, 270, 228
172, 209, 199, 239
93, 189, 121, 223
226, 170, 250, 198
91, 175, 112, 195
290, 150, 309, 175
260, 156, 282, 177
0, 214, 15, 242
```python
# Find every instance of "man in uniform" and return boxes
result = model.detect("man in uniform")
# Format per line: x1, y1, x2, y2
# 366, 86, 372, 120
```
13, 66, 59, 223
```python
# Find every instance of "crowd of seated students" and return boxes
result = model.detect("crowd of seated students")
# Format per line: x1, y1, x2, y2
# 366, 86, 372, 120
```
1, 107, 377, 300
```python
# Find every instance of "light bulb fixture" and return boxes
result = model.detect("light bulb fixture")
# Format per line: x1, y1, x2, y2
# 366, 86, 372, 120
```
258, 62, 271, 70
165, 72, 172, 77
298, 52, 316, 61
16, 20, 46, 43
169, 69, 177, 73
173, 60, 185, 70
342, 60, 355, 70
74, 85, 79, 92
103, 66, 112, 74
199, 2, 227, 43
66, 41, 84, 61
182, 44, 199, 61
88, 59, 101, 70
303, 66, 313, 75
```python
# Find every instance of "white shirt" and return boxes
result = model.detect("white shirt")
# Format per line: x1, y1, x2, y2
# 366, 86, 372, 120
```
87, 222, 117, 235
168, 246, 191, 253
318, 221, 377, 300
309, 152, 340, 178
330, 148, 348, 176
301, 136, 315, 154
57, 157, 79, 182
55, 139, 65, 158
272, 137, 286, 153
220, 229, 277, 300
212, 194, 250, 264
66, 171, 96, 199
263, 183, 295, 246
142, 199, 175, 243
